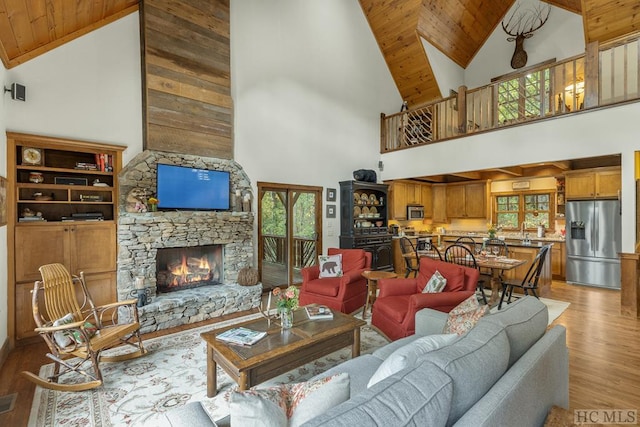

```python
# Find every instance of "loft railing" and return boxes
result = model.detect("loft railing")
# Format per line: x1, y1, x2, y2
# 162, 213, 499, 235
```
381, 36, 640, 153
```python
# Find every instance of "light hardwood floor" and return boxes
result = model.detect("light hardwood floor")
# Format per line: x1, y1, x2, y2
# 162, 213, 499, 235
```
0, 281, 638, 426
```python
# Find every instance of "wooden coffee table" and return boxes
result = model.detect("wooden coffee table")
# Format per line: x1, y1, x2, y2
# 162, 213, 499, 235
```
200, 308, 366, 396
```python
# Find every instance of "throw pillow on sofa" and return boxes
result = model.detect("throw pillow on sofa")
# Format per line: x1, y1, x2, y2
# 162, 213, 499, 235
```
422, 270, 447, 293
367, 333, 458, 388
230, 372, 350, 427
443, 295, 489, 335
318, 254, 343, 278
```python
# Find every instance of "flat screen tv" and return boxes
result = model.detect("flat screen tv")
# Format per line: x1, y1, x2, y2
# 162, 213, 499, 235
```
156, 164, 230, 210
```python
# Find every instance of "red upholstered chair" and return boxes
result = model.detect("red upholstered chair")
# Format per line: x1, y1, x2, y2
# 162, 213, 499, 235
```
371, 257, 479, 341
299, 248, 372, 314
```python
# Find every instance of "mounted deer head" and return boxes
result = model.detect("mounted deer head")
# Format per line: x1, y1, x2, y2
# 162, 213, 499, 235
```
501, 2, 551, 69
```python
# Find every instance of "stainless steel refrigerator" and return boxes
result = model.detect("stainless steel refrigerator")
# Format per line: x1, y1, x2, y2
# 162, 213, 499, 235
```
566, 199, 621, 289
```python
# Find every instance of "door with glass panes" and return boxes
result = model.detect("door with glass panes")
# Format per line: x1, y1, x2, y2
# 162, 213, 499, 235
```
258, 183, 322, 290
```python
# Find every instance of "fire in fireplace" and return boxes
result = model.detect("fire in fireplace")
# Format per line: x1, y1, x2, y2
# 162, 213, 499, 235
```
156, 245, 223, 292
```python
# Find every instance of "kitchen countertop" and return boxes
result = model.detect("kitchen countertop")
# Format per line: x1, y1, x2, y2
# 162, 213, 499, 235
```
393, 232, 565, 245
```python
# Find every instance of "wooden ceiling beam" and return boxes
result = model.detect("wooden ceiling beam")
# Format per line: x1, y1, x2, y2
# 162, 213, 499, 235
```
491, 166, 523, 176
549, 160, 572, 170
450, 171, 482, 180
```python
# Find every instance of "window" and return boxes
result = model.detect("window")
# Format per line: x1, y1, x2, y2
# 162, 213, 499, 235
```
494, 191, 554, 231
497, 69, 551, 124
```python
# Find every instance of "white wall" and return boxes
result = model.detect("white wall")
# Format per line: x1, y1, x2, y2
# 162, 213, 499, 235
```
5, 13, 143, 165
465, 3, 584, 88
422, 39, 465, 97
231, 0, 401, 248
1, 13, 143, 348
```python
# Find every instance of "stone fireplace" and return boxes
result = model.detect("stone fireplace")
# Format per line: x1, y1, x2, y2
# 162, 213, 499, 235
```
117, 151, 261, 333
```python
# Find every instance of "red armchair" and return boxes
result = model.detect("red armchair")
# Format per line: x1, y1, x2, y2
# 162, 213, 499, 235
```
299, 248, 372, 314
371, 257, 479, 341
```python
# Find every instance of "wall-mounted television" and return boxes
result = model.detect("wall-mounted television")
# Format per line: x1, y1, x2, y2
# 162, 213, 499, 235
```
156, 164, 230, 210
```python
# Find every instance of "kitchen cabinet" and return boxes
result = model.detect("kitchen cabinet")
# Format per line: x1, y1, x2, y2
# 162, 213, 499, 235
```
421, 184, 433, 218
388, 181, 431, 220
7, 132, 123, 344
405, 182, 422, 205
432, 184, 448, 222
565, 167, 621, 200
339, 180, 392, 271
551, 242, 565, 280
446, 182, 487, 218
389, 181, 407, 219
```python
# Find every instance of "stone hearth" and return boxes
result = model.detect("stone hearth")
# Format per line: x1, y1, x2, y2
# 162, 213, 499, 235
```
117, 151, 261, 332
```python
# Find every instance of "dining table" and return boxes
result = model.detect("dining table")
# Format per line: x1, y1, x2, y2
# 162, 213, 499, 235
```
416, 250, 527, 306
474, 256, 527, 306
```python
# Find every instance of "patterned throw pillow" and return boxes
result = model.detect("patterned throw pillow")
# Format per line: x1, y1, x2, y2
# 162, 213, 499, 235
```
442, 295, 489, 335
52, 313, 97, 348
423, 270, 447, 293
318, 254, 343, 278
230, 373, 350, 427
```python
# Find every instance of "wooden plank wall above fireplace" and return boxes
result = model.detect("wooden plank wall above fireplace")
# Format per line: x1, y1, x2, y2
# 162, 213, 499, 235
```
140, 0, 232, 159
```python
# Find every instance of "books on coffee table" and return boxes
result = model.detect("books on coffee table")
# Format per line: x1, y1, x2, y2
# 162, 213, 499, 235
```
216, 327, 267, 346
305, 305, 334, 320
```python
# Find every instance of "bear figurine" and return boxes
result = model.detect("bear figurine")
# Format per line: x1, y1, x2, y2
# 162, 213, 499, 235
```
353, 169, 377, 182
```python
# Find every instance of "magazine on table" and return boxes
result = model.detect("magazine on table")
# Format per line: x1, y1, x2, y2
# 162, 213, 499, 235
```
216, 327, 267, 346
305, 305, 334, 320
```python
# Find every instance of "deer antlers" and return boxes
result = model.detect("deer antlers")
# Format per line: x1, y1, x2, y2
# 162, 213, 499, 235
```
501, 1, 551, 69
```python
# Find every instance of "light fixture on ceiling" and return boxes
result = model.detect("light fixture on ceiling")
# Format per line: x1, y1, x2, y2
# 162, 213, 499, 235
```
4, 83, 26, 101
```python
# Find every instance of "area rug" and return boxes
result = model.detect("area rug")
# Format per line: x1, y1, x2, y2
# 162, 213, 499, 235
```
488, 294, 570, 325
28, 312, 389, 427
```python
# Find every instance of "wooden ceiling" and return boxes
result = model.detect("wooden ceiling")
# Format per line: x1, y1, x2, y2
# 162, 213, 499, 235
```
0, 0, 139, 68
0, 0, 639, 104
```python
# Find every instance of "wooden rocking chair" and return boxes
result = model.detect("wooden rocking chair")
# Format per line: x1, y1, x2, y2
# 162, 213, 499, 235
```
21, 263, 147, 391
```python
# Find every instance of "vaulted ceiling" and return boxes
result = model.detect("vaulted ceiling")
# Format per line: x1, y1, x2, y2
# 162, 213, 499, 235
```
360, 0, 640, 106
1, 0, 639, 107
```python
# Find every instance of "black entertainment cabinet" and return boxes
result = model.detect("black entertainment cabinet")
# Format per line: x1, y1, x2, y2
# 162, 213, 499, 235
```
339, 180, 393, 271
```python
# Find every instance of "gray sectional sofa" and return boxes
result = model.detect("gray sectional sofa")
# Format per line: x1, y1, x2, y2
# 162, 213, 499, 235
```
165, 296, 569, 427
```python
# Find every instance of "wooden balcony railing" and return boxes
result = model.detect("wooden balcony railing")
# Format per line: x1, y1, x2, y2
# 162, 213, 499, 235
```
381, 36, 640, 153
262, 234, 317, 269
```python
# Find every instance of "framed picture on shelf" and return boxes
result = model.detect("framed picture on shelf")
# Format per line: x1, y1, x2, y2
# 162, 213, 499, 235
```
326, 204, 336, 218
0, 176, 7, 226
326, 188, 336, 202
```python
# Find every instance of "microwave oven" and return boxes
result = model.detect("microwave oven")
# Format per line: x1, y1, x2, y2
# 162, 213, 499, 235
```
407, 205, 425, 220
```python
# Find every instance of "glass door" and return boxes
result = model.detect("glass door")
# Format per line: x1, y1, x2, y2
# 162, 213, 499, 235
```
258, 183, 322, 290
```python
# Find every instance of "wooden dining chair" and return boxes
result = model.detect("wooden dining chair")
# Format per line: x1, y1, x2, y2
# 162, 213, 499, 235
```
420, 242, 443, 261
455, 236, 477, 252
399, 237, 420, 278
498, 245, 551, 309
484, 238, 509, 257
480, 238, 510, 283
21, 263, 147, 391
444, 244, 487, 304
